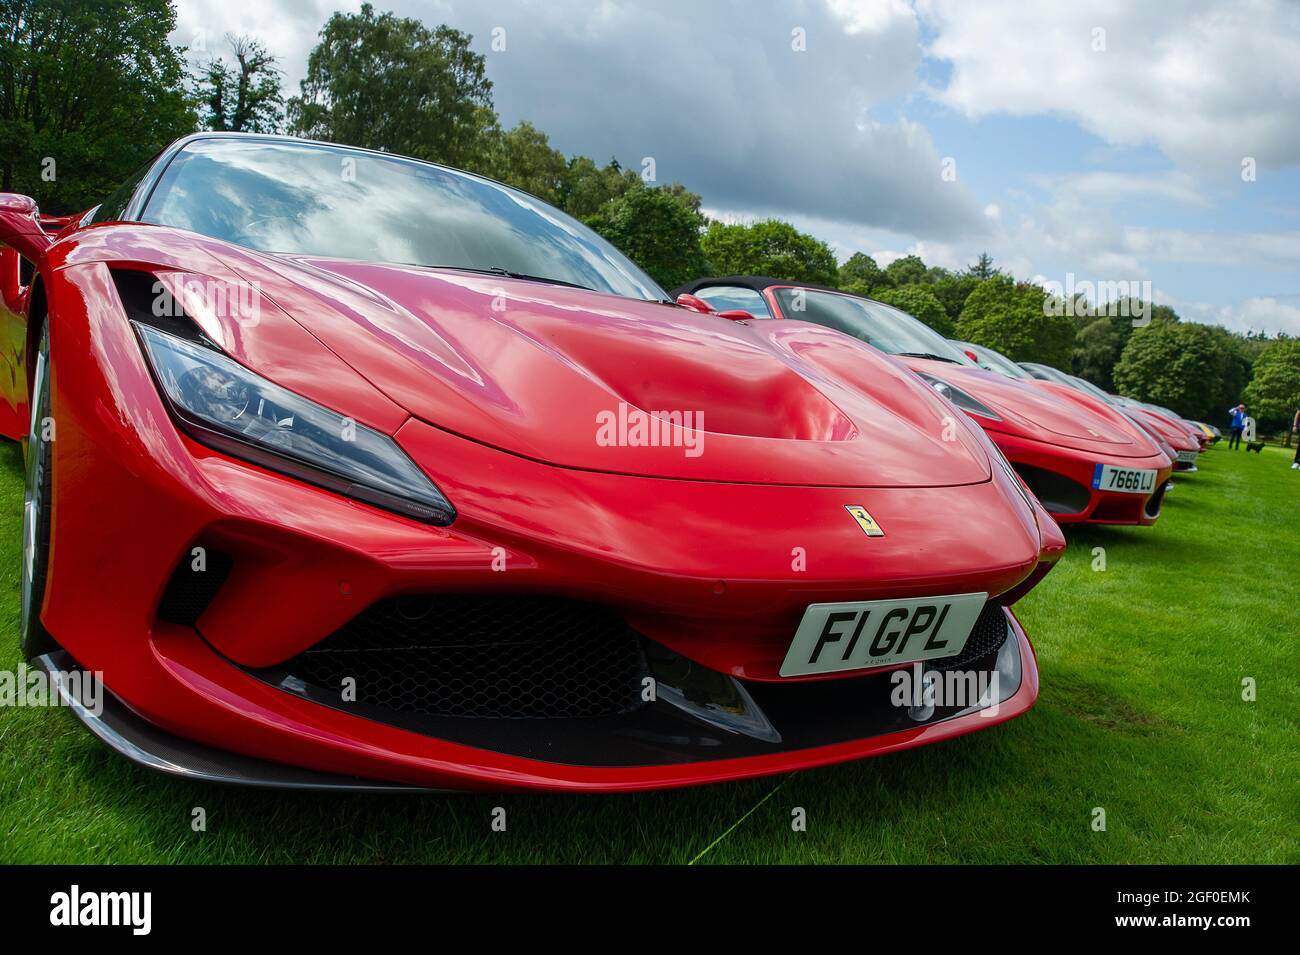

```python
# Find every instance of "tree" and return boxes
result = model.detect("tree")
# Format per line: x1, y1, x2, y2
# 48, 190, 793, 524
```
700, 220, 838, 286
1201, 324, 1252, 419
1244, 339, 1300, 432
559, 156, 641, 219
874, 284, 953, 336
287, 4, 494, 168
476, 121, 568, 206
1112, 322, 1238, 421
931, 273, 978, 325
955, 275, 1074, 367
1071, 316, 1130, 390
967, 252, 998, 279
195, 35, 284, 133
584, 186, 708, 292
0, 0, 196, 213
884, 254, 927, 287
838, 252, 888, 292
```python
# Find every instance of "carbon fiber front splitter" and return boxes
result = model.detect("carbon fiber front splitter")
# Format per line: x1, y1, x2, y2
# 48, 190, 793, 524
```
32, 650, 438, 792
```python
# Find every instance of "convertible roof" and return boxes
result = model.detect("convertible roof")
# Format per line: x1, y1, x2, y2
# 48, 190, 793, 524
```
671, 275, 845, 299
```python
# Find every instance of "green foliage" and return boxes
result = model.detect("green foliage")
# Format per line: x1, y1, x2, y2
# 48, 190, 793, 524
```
194, 35, 284, 133
287, 3, 494, 168
556, 156, 641, 220
837, 253, 886, 291
955, 275, 1074, 367
584, 186, 707, 292
475, 121, 569, 206
0, 0, 197, 213
1112, 322, 1247, 421
1243, 339, 1300, 429
930, 273, 978, 324
700, 220, 837, 286
1071, 316, 1130, 390
966, 252, 998, 279
874, 284, 953, 336
884, 254, 927, 286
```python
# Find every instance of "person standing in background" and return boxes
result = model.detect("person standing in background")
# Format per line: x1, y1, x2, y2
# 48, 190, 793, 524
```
1227, 404, 1246, 450
1292, 407, 1299, 469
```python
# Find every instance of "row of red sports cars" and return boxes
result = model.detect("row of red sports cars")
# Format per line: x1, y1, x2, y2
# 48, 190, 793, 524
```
0, 134, 1209, 792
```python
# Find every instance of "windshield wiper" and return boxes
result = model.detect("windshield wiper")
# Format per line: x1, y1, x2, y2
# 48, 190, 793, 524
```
898, 351, 962, 364
466, 265, 597, 292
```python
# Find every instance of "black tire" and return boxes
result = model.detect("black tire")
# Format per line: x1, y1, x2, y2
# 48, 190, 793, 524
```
20, 323, 56, 660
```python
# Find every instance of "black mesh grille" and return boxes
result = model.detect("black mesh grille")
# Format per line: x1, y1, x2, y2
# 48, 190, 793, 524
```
157, 549, 232, 625
928, 602, 1009, 672
284, 594, 649, 719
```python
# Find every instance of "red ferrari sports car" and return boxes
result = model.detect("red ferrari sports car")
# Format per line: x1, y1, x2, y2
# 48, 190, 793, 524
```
0, 134, 1064, 792
676, 278, 1173, 526
1018, 362, 1202, 471
955, 341, 1182, 467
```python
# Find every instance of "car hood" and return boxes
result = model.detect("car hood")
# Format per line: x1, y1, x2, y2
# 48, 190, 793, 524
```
220, 255, 993, 487
903, 359, 1156, 454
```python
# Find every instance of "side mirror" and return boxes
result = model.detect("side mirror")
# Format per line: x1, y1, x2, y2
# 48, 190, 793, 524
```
0, 248, 21, 313
675, 292, 715, 314
715, 310, 756, 323
0, 194, 53, 262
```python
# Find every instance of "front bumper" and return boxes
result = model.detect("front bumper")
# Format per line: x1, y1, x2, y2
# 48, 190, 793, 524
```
38, 607, 1037, 791
988, 430, 1174, 525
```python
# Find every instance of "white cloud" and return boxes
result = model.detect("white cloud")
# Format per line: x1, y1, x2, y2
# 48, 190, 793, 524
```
172, 0, 361, 93
1122, 227, 1300, 270
369, 0, 991, 238
1033, 170, 1212, 207
1175, 296, 1300, 335
920, 0, 1300, 171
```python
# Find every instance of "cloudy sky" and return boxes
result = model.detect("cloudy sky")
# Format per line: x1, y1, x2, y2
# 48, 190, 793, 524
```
172, 0, 1300, 334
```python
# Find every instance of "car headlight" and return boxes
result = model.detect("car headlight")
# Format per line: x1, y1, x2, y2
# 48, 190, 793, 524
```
914, 371, 1002, 421
135, 323, 455, 525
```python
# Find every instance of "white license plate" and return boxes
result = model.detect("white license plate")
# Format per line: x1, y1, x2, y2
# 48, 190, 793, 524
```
1091, 464, 1157, 494
1176, 449, 1198, 464
779, 593, 988, 677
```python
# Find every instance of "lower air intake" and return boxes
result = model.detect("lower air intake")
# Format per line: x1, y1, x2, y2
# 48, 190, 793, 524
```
157, 548, 233, 625
282, 594, 649, 719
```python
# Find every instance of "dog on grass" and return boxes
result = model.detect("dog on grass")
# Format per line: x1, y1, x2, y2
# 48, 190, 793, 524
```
1246, 441, 1265, 453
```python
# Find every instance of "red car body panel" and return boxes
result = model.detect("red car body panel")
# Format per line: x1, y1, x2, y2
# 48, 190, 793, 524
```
0, 136, 1065, 791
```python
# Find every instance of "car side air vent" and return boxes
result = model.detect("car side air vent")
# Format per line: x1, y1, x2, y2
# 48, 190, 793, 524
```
109, 267, 212, 346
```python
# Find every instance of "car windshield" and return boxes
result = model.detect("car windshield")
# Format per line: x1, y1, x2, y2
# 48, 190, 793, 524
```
691, 285, 774, 318
1145, 403, 1183, 420
772, 288, 974, 364
1021, 362, 1074, 385
140, 137, 667, 302
951, 339, 1032, 379
1067, 375, 1116, 404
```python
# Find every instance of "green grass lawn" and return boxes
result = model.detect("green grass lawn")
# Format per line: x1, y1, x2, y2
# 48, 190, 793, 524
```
1, 440, 1296, 864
